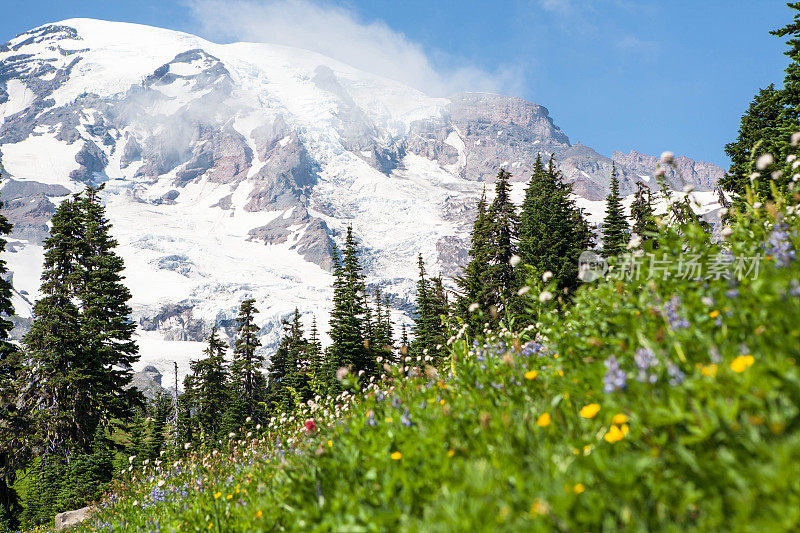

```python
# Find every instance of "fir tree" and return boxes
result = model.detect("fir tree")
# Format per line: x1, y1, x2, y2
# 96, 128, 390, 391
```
328, 228, 371, 375
518, 154, 594, 295
76, 186, 140, 427
20, 197, 87, 456
455, 189, 492, 332
231, 298, 263, 416
630, 182, 658, 243
601, 163, 629, 257
485, 169, 519, 314
0, 175, 24, 533
721, 84, 785, 197
411, 255, 447, 361
185, 327, 229, 442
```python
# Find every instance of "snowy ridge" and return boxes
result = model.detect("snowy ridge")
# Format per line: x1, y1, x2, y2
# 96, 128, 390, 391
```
0, 19, 725, 381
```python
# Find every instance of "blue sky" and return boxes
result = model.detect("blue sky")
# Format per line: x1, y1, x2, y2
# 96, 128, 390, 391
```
0, 1, 793, 168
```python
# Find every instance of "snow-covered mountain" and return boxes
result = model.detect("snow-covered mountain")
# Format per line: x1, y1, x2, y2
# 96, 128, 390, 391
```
0, 19, 725, 380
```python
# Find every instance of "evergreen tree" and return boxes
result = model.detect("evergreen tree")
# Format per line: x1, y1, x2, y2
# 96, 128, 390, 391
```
76, 186, 140, 427
231, 298, 263, 416
721, 84, 785, 196
185, 327, 229, 443
455, 189, 492, 332
328, 228, 371, 375
630, 182, 658, 243
0, 176, 23, 533
20, 197, 87, 456
411, 255, 447, 361
518, 154, 594, 295
601, 163, 630, 257
266, 310, 310, 412
485, 169, 519, 313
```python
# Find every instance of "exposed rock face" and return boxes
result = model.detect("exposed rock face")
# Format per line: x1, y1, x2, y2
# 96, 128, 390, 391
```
612, 150, 723, 191
128, 364, 171, 400
0, 19, 726, 377
54, 506, 93, 530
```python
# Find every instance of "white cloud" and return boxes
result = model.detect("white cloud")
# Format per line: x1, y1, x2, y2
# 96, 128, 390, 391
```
186, 0, 524, 97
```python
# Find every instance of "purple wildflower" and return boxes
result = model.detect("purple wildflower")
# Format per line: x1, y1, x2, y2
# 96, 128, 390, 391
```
663, 295, 690, 329
764, 223, 796, 267
666, 360, 685, 386
634, 347, 659, 383
603, 356, 627, 393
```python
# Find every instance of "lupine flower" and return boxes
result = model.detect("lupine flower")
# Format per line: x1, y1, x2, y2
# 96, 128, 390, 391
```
666, 360, 685, 385
603, 356, 627, 393
663, 296, 689, 329
401, 410, 413, 427
634, 347, 658, 383
764, 223, 796, 267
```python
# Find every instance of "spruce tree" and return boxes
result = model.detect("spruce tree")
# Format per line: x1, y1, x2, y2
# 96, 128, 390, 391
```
630, 182, 658, 243
185, 327, 229, 442
455, 189, 492, 332
20, 197, 87, 456
721, 84, 785, 196
485, 169, 519, 314
518, 154, 593, 294
0, 176, 23, 533
231, 298, 263, 416
601, 163, 629, 258
77, 185, 140, 426
328, 228, 372, 376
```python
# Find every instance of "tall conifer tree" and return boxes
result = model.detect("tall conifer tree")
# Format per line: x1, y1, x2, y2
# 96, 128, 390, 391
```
231, 298, 263, 415
185, 327, 229, 442
518, 154, 593, 294
601, 163, 629, 257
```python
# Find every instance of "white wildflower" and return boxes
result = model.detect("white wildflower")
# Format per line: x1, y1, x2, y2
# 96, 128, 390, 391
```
542, 271, 553, 282
756, 153, 774, 170
468, 302, 480, 313
517, 286, 530, 296
792, 132, 800, 146
660, 151, 674, 164
626, 235, 642, 249
721, 227, 734, 237
538, 291, 553, 303
509, 255, 522, 267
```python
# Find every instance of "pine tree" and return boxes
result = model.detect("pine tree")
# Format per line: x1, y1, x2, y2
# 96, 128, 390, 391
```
455, 189, 492, 332
76, 186, 140, 427
266, 310, 310, 412
630, 182, 658, 243
518, 154, 594, 295
0, 176, 22, 533
601, 163, 629, 257
485, 169, 519, 314
20, 197, 87, 456
328, 228, 372, 376
721, 84, 785, 197
185, 327, 229, 442
231, 298, 263, 416
411, 255, 448, 361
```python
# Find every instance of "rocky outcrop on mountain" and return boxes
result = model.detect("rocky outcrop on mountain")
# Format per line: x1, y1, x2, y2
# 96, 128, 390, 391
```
612, 150, 723, 191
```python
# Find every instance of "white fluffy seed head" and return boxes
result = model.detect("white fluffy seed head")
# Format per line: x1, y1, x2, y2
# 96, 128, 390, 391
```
660, 151, 674, 164
792, 132, 800, 146
517, 286, 530, 296
509, 255, 522, 267
756, 153, 774, 170
468, 303, 480, 313
542, 271, 553, 282
721, 226, 734, 237
538, 291, 553, 303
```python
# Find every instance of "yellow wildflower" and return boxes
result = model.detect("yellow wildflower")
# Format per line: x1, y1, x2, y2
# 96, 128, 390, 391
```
447, 449, 455, 457
524, 370, 538, 380
709, 310, 720, 318
226, 494, 233, 500
579, 403, 601, 419
391, 451, 402, 460
530, 498, 549, 516
730, 355, 754, 373
536, 413, 551, 427
255, 510, 263, 519
213, 491, 222, 499
573, 483, 586, 494
612, 413, 629, 425
440, 399, 446, 405
700, 363, 718, 377
604, 425, 625, 443
327, 440, 333, 448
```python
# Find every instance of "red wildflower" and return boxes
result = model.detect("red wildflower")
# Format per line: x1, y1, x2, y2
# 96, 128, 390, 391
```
305, 419, 317, 434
